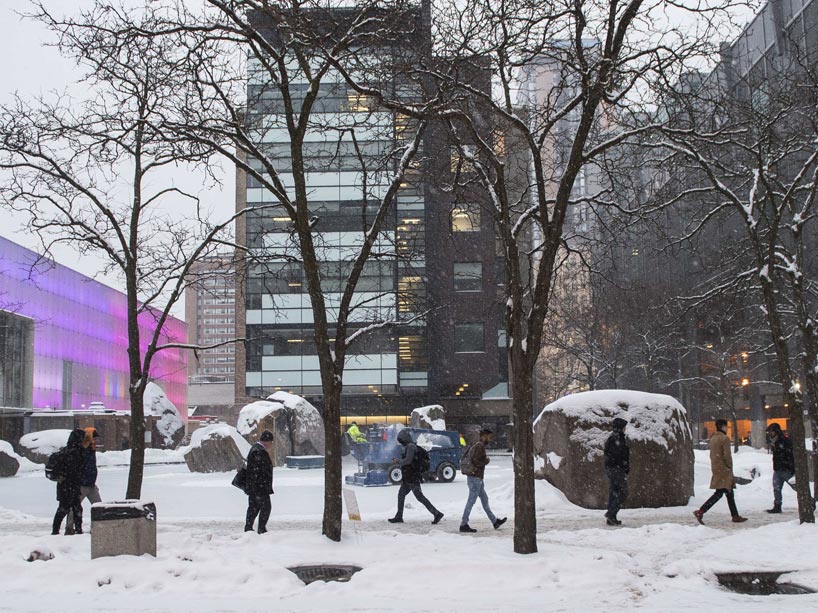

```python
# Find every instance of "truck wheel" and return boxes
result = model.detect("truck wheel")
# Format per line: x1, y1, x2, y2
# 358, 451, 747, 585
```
388, 465, 403, 484
436, 462, 456, 483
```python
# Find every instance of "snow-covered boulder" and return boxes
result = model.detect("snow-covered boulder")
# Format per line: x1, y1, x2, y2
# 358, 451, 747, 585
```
0, 440, 21, 477
237, 392, 325, 465
410, 405, 446, 430
184, 424, 250, 473
18, 429, 73, 464
533, 390, 694, 509
144, 382, 184, 449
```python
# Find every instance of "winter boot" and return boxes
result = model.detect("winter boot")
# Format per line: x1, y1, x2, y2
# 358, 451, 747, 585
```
388, 516, 404, 524
766, 504, 782, 514
459, 524, 477, 533
731, 515, 748, 523
432, 512, 444, 525
606, 517, 621, 526
693, 510, 704, 525
493, 517, 507, 530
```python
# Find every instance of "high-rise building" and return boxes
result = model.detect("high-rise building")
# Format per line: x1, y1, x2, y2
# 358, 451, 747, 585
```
234, 4, 510, 427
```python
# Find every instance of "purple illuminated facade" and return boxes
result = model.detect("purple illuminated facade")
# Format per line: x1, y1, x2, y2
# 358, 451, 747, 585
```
0, 236, 187, 413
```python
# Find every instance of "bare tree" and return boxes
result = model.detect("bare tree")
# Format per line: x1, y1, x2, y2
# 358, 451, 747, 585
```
0, 2, 244, 498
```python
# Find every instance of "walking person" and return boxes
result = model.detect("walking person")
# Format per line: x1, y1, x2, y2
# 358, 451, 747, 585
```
245, 430, 274, 533
604, 417, 629, 526
460, 428, 506, 533
388, 429, 443, 524
65, 427, 103, 534
51, 429, 86, 535
694, 419, 748, 525
765, 423, 794, 514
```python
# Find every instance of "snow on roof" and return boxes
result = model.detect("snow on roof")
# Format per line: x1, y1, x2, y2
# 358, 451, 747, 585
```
535, 390, 691, 453
18, 429, 73, 455
411, 405, 446, 431
188, 424, 250, 456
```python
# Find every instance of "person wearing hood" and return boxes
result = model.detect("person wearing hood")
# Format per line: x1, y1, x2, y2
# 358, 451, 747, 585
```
693, 419, 748, 525
765, 423, 795, 513
603, 417, 630, 526
52, 429, 86, 535
65, 427, 102, 535
245, 429, 275, 533
388, 428, 443, 525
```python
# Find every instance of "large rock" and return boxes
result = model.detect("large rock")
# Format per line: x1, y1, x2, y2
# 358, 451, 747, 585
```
184, 425, 250, 473
410, 405, 446, 430
0, 441, 20, 477
237, 392, 325, 465
18, 429, 73, 464
144, 382, 185, 449
533, 390, 694, 509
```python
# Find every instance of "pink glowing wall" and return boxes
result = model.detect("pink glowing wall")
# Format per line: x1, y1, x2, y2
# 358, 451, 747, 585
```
0, 237, 187, 413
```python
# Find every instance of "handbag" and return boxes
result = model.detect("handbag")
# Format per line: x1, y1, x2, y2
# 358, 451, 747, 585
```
232, 464, 248, 493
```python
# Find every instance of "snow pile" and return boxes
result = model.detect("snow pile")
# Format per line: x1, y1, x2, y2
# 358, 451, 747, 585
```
410, 405, 446, 431
188, 424, 250, 457
144, 382, 184, 448
536, 389, 691, 460
18, 429, 73, 462
0, 440, 39, 474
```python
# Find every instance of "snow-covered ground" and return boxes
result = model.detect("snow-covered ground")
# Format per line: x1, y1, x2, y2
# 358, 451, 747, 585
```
0, 448, 816, 611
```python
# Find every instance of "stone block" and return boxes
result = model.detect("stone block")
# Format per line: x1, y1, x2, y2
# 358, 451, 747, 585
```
91, 501, 156, 559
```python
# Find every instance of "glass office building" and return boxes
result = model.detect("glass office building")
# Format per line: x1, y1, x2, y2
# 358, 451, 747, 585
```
0, 236, 187, 411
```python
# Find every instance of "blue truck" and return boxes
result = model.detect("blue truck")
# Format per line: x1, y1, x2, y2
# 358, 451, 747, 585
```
345, 425, 462, 486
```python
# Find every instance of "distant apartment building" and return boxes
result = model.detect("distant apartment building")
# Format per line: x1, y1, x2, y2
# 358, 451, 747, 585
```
0, 235, 186, 411
184, 254, 237, 413
234, 4, 510, 426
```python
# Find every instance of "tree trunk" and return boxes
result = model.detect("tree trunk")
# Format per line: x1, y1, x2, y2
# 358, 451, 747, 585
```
786, 397, 815, 522
126, 385, 146, 499
322, 383, 343, 541
510, 352, 537, 554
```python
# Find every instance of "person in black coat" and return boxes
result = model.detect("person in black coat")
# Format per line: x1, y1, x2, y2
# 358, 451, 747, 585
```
388, 428, 443, 525
52, 429, 86, 535
766, 423, 795, 513
604, 417, 630, 526
245, 429, 275, 533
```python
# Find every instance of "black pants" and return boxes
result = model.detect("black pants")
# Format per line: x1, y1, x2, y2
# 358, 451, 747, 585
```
245, 493, 271, 532
396, 481, 438, 518
53, 501, 82, 534
606, 469, 628, 519
700, 488, 739, 516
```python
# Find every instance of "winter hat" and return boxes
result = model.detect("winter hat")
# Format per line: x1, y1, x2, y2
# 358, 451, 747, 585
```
766, 423, 782, 434
612, 417, 628, 430
259, 430, 274, 442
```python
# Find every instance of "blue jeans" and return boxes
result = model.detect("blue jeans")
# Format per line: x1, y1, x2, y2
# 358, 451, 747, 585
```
461, 476, 496, 526
772, 469, 794, 506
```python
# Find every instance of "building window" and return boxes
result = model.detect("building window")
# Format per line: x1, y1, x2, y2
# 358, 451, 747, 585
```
453, 262, 482, 292
454, 323, 485, 353
451, 206, 480, 232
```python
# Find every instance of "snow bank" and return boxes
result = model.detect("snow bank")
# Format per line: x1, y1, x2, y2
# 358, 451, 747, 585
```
18, 429, 72, 458
536, 389, 691, 456
144, 382, 184, 448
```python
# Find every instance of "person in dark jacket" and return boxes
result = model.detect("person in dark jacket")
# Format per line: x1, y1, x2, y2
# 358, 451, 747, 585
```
65, 428, 102, 535
388, 428, 443, 524
766, 423, 795, 513
245, 429, 274, 533
604, 417, 630, 526
52, 429, 86, 535
460, 428, 506, 533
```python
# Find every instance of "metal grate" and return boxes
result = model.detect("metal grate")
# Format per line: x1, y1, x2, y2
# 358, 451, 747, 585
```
288, 565, 362, 585
716, 571, 816, 595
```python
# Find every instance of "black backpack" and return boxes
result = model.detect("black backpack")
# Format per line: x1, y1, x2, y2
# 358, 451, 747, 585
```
412, 445, 430, 474
45, 449, 68, 482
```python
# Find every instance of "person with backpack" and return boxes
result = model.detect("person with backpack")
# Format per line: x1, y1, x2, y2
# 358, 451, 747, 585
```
765, 423, 795, 513
51, 429, 86, 535
603, 417, 630, 526
460, 428, 506, 533
693, 419, 748, 525
65, 428, 103, 535
245, 429, 274, 533
388, 428, 443, 525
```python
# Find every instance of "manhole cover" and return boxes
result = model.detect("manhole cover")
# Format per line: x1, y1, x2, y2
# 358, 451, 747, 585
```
716, 571, 816, 595
288, 565, 362, 585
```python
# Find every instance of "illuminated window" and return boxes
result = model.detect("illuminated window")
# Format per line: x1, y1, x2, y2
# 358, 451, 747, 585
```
451, 206, 480, 232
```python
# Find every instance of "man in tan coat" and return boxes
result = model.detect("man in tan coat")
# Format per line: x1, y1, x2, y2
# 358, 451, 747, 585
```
693, 419, 748, 524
